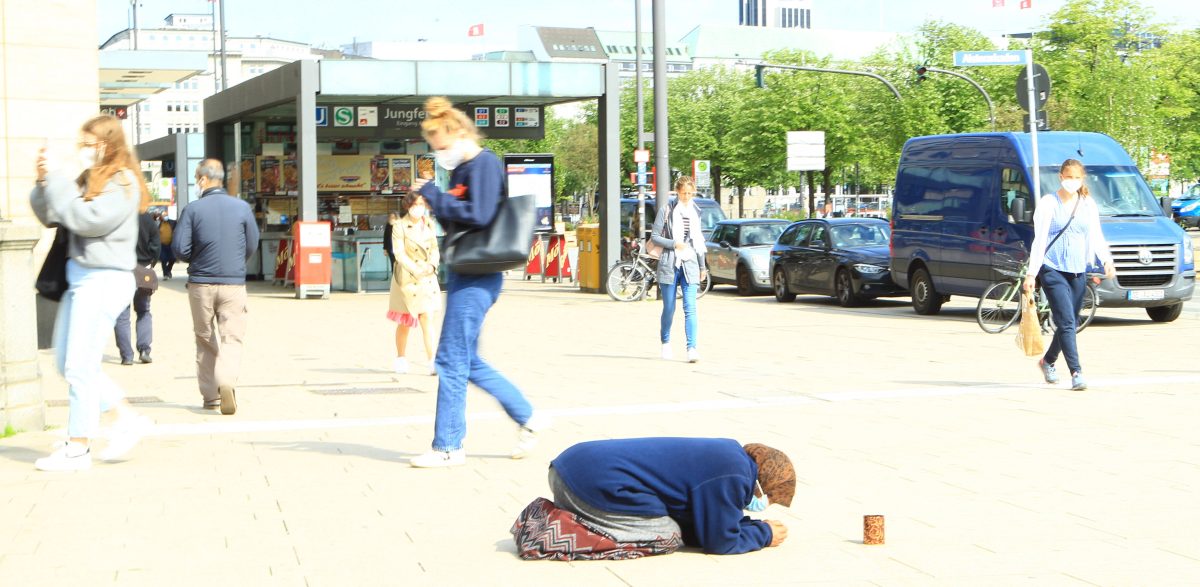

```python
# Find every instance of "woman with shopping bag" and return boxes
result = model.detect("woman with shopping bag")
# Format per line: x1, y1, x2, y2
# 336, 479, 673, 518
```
1022, 159, 1116, 390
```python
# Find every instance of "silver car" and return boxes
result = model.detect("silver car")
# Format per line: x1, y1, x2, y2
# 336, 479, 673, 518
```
706, 219, 790, 295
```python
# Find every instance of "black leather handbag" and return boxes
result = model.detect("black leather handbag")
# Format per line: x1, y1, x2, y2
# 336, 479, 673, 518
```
35, 227, 70, 301
442, 193, 536, 275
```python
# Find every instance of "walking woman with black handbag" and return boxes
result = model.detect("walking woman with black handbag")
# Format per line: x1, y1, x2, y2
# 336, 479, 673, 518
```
30, 114, 154, 471
408, 97, 546, 468
1023, 159, 1116, 391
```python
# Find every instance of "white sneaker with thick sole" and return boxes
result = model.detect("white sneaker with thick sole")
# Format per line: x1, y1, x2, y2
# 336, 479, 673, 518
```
410, 449, 466, 468
428, 363, 438, 376
35, 442, 92, 472
661, 343, 672, 360
687, 347, 700, 363
512, 412, 551, 459
99, 414, 152, 461
393, 357, 409, 374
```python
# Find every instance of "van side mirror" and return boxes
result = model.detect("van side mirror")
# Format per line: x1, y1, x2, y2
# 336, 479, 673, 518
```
1011, 197, 1033, 223
1160, 196, 1173, 217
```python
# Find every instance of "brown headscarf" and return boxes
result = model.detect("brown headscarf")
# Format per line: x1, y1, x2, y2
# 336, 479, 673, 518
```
744, 443, 796, 507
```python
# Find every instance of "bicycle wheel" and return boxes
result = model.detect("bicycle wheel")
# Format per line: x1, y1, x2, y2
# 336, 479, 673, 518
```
672, 272, 713, 299
976, 281, 1022, 334
1077, 284, 1098, 332
606, 261, 649, 302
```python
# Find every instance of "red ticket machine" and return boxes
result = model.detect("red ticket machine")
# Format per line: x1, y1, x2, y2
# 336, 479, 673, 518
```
293, 221, 331, 299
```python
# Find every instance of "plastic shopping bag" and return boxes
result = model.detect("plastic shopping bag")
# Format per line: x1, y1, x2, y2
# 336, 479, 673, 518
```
1015, 293, 1045, 357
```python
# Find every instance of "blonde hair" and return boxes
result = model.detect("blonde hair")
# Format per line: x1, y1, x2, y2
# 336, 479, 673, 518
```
675, 175, 696, 192
80, 114, 151, 212
1059, 159, 1090, 198
420, 97, 481, 142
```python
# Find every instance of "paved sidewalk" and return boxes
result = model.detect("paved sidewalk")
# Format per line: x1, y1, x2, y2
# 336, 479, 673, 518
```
2, 274, 1199, 586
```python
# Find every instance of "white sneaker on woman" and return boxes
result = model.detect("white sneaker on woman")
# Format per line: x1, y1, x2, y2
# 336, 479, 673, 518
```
661, 343, 672, 360
687, 348, 700, 363
99, 413, 152, 461
410, 449, 466, 468
35, 442, 92, 472
512, 412, 551, 459
393, 357, 409, 374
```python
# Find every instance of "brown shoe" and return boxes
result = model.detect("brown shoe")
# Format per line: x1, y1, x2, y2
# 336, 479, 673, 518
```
218, 386, 236, 415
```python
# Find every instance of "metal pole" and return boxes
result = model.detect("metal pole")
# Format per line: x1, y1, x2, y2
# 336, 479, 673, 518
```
218, 0, 228, 91
652, 0, 669, 212
1026, 50, 1040, 202
635, 0, 647, 243
212, 0, 220, 93
130, 0, 138, 49
756, 62, 902, 100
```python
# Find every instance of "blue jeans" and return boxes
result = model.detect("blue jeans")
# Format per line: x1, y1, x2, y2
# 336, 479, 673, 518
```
432, 272, 532, 452
54, 260, 136, 438
1040, 267, 1086, 375
660, 266, 698, 349
114, 286, 153, 361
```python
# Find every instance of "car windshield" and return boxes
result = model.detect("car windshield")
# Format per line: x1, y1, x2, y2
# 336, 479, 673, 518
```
1182, 185, 1200, 200
1036, 165, 1163, 217
739, 223, 786, 246
830, 224, 890, 248
697, 205, 725, 233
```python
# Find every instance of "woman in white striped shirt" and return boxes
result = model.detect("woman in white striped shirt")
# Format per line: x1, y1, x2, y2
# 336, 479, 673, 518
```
650, 176, 708, 363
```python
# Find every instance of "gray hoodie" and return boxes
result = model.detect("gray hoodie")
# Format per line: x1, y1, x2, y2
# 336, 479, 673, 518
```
30, 169, 139, 271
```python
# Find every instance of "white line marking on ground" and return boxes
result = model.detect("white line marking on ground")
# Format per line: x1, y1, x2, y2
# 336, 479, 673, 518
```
141, 374, 1200, 438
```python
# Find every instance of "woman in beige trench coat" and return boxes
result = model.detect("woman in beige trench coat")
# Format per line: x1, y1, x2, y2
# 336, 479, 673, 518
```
387, 192, 441, 375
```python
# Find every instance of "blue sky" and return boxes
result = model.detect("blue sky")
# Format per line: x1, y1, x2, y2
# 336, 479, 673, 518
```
99, 0, 1200, 48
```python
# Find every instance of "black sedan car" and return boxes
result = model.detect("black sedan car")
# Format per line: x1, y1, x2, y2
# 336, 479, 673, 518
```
769, 218, 906, 306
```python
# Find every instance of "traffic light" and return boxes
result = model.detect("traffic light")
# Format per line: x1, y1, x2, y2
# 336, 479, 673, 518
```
915, 65, 928, 83
755, 65, 767, 89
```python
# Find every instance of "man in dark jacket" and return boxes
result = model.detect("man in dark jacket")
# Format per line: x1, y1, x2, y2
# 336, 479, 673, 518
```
114, 210, 161, 365
541, 438, 795, 556
173, 159, 260, 415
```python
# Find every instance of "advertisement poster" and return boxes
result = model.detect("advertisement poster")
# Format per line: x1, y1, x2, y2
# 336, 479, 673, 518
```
415, 155, 436, 181
259, 157, 280, 195
240, 156, 257, 194
316, 155, 370, 191
504, 154, 554, 232
391, 156, 413, 192
370, 156, 390, 193
282, 159, 299, 195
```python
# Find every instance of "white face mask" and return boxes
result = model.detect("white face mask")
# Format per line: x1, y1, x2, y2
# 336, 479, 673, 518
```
1061, 178, 1083, 194
434, 138, 474, 171
408, 205, 427, 219
78, 147, 98, 170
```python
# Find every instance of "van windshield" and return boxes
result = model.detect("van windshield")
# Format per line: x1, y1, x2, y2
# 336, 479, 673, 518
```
1036, 166, 1164, 217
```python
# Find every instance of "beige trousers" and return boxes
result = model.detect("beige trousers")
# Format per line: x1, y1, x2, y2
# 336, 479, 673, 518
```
187, 283, 248, 403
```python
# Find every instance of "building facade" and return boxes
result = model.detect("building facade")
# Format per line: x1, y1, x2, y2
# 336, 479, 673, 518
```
740, 0, 813, 29
100, 13, 326, 143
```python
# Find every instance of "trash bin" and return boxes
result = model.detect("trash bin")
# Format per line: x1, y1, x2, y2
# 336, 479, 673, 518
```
576, 224, 601, 293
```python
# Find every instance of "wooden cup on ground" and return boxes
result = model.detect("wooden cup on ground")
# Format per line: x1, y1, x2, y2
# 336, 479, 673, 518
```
863, 515, 885, 545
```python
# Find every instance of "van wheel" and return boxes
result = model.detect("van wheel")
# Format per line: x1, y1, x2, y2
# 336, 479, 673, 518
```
1146, 303, 1182, 323
910, 267, 943, 315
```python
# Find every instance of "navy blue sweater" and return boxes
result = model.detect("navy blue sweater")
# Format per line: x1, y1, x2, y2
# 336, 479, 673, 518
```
551, 437, 773, 555
418, 149, 505, 231
172, 188, 260, 284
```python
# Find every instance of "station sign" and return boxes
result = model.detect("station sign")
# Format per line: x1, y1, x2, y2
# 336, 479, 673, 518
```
954, 50, 1029, 67
786, 131, 825, 171
315, 106, 328, 127
333, 106, 355, 127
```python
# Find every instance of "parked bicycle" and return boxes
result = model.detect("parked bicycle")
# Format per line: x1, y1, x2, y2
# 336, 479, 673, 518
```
606, 241, 712, 302
976, 264, 1098, 334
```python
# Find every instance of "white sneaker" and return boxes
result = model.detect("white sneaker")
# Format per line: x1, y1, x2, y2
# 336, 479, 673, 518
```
428, 363, 438, 376
512, 412, 551, 459
661, 343, 673, 360
99, 414, 152, 461
410, 449, 466, 468
393, 357, 409, 374
687, 347, 700, 363
35, 442, 92, 472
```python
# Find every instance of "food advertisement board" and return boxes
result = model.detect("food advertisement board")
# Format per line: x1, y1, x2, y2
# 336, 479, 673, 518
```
370, 156, 390, 193
259, 157, 281, 195
282, 159, 299, 195
316, 155, 371, 191
391, 156, 413, 192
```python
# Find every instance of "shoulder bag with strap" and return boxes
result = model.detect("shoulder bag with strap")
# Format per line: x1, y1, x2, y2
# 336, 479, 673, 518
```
442, 167, 536, 275
642, 200, 678, 260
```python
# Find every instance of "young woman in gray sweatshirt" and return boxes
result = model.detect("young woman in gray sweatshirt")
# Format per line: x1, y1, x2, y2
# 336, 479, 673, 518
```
30, 114, 154, 472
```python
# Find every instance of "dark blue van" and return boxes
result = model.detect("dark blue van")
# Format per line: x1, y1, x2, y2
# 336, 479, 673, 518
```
890, 131, 1194, 322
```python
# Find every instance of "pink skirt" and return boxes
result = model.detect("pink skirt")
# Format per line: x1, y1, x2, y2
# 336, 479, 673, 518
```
386, 310, 419, 327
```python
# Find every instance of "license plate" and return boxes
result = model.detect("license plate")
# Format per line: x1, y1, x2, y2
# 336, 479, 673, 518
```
1127, 289, 1165, 301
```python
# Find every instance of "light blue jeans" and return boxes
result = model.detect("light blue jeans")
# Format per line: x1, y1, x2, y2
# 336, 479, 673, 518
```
660, 266, 698, 349
432, 271, 533, 452
54, 260, 136, 438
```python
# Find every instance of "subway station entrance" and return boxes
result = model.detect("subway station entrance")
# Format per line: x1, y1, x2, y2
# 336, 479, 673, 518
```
201, 59, 622, 295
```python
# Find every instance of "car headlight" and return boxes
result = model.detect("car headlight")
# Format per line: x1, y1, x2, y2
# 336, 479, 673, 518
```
1184, 201, 1200, 213
1184, 234, 1194, 265
853, 263, 886, 274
